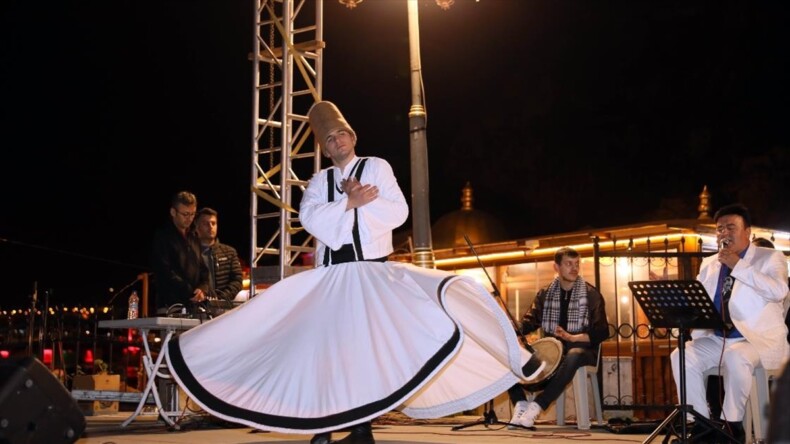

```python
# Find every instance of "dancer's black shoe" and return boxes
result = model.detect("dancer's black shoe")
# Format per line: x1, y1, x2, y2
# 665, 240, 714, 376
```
310, 432, 332, 444
334, 422, 375, 444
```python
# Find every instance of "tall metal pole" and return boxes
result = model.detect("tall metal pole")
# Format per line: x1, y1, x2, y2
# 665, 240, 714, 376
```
406, 0, 435, 268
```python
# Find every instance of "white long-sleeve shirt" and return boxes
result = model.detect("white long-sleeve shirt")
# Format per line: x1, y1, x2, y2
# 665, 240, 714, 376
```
300, 155, 409, 265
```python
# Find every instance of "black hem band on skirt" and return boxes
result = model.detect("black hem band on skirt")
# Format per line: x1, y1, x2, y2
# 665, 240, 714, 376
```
168, 327, 460, 430
166, 275, 461, 431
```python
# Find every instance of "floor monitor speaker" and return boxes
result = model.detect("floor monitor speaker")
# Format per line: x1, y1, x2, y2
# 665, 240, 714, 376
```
0, 356, 85, 444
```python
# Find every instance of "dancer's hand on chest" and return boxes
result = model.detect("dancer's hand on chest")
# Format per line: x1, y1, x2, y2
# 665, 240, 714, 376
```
342, 178, 379, 210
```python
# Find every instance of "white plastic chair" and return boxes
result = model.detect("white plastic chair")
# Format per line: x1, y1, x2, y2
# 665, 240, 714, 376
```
703, 364, 779, 442
556, 345, 604, 430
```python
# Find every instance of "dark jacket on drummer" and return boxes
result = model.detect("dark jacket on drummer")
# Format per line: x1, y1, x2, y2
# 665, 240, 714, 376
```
507, 247, 609, 429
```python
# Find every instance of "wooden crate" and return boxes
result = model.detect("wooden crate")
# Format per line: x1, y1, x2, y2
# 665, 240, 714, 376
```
72, 374, 121, 416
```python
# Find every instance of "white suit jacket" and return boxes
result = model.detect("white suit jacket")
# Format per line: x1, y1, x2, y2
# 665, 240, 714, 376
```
692, 245, 789, 369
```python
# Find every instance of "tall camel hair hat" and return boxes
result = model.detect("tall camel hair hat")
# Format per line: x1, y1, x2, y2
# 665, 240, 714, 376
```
308, 101, 356, 149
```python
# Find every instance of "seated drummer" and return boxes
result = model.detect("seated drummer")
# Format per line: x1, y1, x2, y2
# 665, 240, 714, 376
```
507, 247, 610, 429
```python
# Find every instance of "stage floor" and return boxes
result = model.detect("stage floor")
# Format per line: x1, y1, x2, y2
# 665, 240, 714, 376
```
76, 412, 657, 444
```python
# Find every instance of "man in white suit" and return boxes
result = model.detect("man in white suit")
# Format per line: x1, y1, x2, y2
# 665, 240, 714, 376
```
670, 203, 789, 443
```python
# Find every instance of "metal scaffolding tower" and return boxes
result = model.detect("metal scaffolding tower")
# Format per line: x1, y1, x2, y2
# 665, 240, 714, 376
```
250, 0, 324, 288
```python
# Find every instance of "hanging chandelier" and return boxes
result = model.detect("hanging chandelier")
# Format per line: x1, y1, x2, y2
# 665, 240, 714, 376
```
339, 0, 455, 11
338, 0, 363, 9
435, 0, 455, 10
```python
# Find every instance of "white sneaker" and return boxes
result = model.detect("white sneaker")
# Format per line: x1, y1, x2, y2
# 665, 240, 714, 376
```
507, 401, 529, 430
508, 401, 541, 429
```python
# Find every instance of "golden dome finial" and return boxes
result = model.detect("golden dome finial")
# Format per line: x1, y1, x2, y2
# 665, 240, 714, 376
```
698, 185, 711, 220
461, 182, 474, 211
431, 182, 508, 249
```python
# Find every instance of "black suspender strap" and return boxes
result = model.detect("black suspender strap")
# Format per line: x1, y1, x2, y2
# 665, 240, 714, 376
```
327, 168, 335, 202
323, 168, 335, 266
322, 158, 369, 266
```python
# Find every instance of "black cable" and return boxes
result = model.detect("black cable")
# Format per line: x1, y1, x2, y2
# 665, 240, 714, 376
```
1, 236, 147, 270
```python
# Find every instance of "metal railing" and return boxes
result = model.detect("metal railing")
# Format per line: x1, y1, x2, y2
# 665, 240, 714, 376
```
593, 235, 713, 419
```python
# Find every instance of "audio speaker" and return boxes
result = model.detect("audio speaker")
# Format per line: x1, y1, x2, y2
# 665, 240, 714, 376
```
0, 356, 85, 444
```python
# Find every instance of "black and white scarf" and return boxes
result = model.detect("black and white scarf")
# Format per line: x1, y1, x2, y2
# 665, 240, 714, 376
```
541, 277, 589, 335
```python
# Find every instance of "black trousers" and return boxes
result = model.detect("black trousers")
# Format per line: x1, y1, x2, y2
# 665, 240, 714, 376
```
508, 345, 597, 411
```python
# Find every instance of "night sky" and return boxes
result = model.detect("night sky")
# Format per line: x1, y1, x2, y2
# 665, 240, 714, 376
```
2, 0, 789, 308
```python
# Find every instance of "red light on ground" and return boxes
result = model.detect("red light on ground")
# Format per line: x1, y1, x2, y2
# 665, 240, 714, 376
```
0, 351, 9, 359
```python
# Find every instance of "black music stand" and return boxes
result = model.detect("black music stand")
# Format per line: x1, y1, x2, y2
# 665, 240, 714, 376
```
628, 280, 738, 444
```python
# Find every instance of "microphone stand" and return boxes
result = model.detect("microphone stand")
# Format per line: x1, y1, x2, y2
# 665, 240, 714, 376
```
463, 235, 535, 353
26, 281, 38, 356
452, 235, 537, 432
41, 290, 51, 366
55, 305, 66, 384
106, 276, 142, 307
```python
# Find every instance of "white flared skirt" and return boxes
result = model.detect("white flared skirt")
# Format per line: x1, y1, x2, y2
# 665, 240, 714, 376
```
166, 261, 532, 434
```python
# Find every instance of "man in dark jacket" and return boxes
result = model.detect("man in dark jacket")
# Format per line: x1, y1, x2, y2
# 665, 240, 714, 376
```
194, 207, 243, 307
150, 191, 210, 311
507, 246, 610, 429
